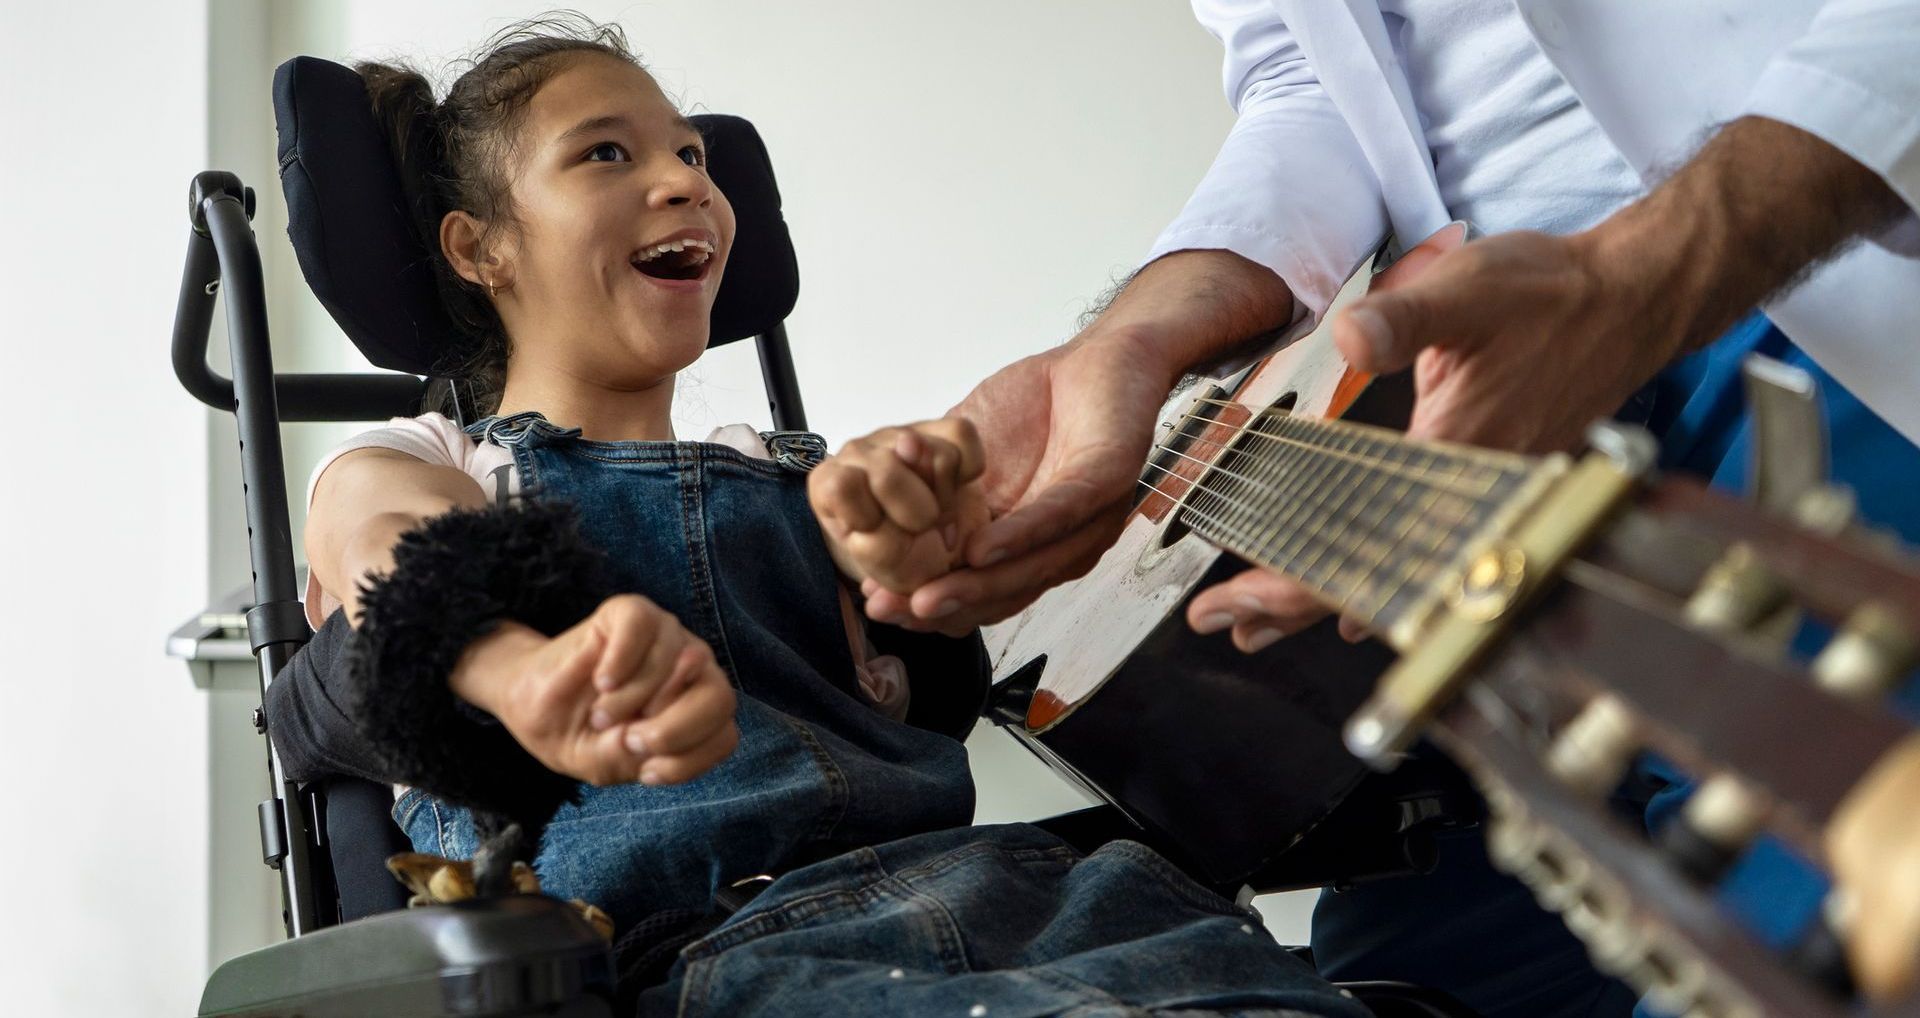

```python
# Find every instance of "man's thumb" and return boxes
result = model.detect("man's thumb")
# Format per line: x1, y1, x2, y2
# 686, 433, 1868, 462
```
1334, 294, 1430, 375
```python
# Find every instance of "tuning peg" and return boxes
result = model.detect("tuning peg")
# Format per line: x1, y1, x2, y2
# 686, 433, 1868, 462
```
1812, 602, 1919, 703
1546, 695, 1639, 797
1657, 774, 1769, 884
1683, 544, 1794, 644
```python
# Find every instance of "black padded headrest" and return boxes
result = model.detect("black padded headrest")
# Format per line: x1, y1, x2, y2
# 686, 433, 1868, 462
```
272, 56, 799, 377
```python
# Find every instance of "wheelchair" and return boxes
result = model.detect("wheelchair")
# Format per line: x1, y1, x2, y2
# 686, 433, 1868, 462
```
174, 54, 1485, 1018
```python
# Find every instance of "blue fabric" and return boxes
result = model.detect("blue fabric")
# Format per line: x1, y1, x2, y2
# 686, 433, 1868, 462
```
398, 411, 1366, 1016
640, 824, 1368, 1018
1314, 313, 1920, 1018
1713, 838, 1831, 953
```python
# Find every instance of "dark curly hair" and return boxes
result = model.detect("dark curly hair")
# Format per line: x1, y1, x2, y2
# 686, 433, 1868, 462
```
358, 12, 644, 418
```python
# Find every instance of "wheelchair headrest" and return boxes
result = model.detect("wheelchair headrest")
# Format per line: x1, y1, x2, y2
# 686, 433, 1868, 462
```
272, 56, 800, 377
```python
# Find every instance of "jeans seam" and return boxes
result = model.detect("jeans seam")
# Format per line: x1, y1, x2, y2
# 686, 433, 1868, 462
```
779, 717, 851, 841
428, 798, 452, 858
1101, 840, 1246, 918
676, 452, 737, 675
683, 887, 873, 960
890, 841, 1078, 886
873, 870, 973, 974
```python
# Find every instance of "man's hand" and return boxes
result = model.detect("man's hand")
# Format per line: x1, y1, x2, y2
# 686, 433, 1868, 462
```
863, 249, 1298, 633
1197, 116, 1909, 650
810, 419, 990, 598
451, 595, 739, 787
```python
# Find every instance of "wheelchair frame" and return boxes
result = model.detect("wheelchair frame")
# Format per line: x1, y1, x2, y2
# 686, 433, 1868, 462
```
172, 170, 812, 938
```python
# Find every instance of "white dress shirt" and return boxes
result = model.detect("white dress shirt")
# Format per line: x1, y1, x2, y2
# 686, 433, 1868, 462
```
1150, 0, 1920, 443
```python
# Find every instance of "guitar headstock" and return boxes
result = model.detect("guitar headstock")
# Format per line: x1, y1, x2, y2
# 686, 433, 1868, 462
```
1422, 471, 1920, 1016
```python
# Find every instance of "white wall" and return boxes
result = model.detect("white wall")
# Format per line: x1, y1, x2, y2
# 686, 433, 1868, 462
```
0, 1, 212, 1014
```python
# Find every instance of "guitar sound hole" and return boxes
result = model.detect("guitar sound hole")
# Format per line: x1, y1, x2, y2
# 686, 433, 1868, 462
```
1156, 392, 1296, 550
1148, 384, 1235, 546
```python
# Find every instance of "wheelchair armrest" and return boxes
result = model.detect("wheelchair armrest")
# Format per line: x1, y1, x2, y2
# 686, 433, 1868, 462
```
198, 896, 614, 1017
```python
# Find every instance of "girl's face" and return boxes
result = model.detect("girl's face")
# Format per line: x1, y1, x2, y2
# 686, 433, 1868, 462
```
480, 54, 735, 390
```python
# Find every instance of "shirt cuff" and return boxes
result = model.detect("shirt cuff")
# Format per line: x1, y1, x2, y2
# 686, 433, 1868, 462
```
1744, 57, 1920, 258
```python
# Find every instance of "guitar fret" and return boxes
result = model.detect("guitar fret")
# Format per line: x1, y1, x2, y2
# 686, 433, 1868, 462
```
1287, 428, 1377, 587
1248, 417, 1361, 568
1170, 402, 1542, 628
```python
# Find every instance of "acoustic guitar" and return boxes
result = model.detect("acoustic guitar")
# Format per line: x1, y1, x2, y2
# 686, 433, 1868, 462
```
986, 223, 1920, 1015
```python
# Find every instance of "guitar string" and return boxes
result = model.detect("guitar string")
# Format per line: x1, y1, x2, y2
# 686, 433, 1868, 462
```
1163, 408, 1526, 500
1137, 455, 1479, 618
1189, 396, 1534, 471
1137, 397, 1525, 624
1141, 402, 1516, 619
1135, 462, 1458, 629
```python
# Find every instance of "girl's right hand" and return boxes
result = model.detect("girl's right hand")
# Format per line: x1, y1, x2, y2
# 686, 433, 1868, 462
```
459, 595, 739, 787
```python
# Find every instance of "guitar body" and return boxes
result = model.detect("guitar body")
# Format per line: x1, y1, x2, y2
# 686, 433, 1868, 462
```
986, 233, 1455, 883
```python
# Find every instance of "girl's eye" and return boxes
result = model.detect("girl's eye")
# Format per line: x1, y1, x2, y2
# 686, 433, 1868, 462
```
586, 142, 630, 163
678, 145, 707, 167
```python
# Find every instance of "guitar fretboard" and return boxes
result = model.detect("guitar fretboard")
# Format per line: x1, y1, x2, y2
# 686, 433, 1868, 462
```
1173, 405, 1540, 639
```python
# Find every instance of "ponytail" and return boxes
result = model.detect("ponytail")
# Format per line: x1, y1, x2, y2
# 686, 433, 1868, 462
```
358, 61, 510, 417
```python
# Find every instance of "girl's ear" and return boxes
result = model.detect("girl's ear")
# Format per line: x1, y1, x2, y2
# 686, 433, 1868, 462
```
441, 210, 514, 293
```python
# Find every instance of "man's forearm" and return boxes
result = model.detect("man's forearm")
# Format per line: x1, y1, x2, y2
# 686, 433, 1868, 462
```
1080, 248, 1296, 389
1585, 115, 1908, 360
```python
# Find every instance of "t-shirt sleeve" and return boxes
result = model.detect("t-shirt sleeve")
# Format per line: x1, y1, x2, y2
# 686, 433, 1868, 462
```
301, 413, 477, 629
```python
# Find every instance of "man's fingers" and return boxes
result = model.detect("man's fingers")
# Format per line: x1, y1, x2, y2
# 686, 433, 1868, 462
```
896, 507, 1121, 629
1187, 568, 1330, 653
1332, 238, 1488, 375
964, 470, 1122, 570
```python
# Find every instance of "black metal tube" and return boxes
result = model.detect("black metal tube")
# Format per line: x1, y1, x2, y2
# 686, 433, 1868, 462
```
172, 227, 228, 411
172, 234, 426, 425
755, 323, 809, 432
173, 186, 425, 424
202, 192, 327, 937
205, 196, 300, 610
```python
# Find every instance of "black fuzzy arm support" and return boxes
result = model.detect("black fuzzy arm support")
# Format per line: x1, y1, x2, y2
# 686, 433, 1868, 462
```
345, 499, 614, 860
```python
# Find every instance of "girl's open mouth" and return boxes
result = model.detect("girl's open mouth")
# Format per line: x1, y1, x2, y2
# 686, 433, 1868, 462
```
631, 237, 714, 283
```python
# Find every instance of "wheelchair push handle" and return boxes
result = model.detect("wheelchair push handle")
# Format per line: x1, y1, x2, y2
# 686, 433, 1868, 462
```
172, 171, 426, 423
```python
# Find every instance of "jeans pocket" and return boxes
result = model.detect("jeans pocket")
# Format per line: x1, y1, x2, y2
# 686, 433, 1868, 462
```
390, 786, 428, 833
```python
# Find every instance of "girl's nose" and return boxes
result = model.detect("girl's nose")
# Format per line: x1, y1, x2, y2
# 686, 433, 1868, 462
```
648, 155, 712, 209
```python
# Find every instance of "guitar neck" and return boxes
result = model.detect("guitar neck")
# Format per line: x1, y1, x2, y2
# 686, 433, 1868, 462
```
1166, 402, 1555, 646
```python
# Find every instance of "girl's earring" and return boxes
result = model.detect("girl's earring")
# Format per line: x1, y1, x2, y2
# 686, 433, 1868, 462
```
485, 278, 498, 298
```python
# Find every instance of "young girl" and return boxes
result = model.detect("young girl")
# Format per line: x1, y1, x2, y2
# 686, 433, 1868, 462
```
302, 16, 1367, 1017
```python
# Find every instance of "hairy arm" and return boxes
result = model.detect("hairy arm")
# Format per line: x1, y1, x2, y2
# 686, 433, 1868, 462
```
1585, 114, 1909, 359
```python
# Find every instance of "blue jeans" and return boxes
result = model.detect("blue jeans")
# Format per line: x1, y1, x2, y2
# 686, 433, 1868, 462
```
640, 824, 1367, 1018
1312, 315, 1920, 1018
399, 411, 1367, 1016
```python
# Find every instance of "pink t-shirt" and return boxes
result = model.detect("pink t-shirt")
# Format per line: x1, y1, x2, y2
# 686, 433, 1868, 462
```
303, 412, 908, 717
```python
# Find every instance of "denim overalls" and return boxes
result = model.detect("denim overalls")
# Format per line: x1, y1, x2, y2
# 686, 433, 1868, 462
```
395, 411, 1364, 1018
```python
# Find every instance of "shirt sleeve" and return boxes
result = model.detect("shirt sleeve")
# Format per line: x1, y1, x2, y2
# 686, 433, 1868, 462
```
1741, 0, 1920, 256
1145, 0, 1390, 323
